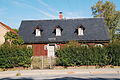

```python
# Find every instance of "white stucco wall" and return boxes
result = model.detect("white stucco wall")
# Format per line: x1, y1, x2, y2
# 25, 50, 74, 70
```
0, 24, 9, 45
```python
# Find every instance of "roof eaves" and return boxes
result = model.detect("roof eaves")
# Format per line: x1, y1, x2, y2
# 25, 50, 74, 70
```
0, 22, 17, 34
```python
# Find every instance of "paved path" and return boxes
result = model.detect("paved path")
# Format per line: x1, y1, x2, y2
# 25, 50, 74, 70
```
0, 68, 120, 80
0, 73, 120, 80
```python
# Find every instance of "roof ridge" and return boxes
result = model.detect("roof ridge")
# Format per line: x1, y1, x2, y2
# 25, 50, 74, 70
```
22, 17, 104, 22
0, 22, 17, 34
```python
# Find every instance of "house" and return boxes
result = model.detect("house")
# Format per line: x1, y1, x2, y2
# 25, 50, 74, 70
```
19, 13, 110, 57
0, 22, 17, 45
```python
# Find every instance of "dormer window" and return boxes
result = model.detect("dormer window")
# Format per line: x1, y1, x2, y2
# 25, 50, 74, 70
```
78, 27, 84, 35
35, 28, 41, 36
34, 26, 43, 37
75, 24, 85, 36
56, 28, 61, 36
53, 25, 63, 36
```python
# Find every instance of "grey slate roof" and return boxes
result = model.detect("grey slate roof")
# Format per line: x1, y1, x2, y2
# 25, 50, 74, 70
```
19, 18, 110, 44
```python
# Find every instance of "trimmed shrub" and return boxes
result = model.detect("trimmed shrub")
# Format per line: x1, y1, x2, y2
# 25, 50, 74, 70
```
56, 41, 120, 67
107, 42, 120, 66
0, 44, 32, 68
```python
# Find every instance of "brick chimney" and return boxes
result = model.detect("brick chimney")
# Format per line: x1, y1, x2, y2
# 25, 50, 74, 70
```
59, 12, 63, 19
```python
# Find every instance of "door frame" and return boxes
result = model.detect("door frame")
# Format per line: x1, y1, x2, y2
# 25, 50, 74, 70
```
47, 44, 55, 57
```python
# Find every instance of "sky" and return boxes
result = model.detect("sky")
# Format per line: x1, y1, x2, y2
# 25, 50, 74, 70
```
0, 0, 120, 29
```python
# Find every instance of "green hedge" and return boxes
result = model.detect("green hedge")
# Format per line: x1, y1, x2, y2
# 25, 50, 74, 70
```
107, 42, 120, 66
0, 45, 32, 68
56, 42, 120, 67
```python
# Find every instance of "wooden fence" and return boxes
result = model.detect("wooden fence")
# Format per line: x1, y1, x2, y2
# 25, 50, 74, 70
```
31, 56, 56, 69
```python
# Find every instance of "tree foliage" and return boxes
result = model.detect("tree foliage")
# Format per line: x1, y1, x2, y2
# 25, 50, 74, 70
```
91, 0, 120, 38
4, 29, 24, 45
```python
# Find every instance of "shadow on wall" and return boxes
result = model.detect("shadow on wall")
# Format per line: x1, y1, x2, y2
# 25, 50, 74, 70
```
0, 77, 33, 80
45, 77, 120, 80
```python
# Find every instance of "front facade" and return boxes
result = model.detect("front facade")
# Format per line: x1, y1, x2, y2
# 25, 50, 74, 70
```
19, 18, 110, 57
0, 22, 16, 45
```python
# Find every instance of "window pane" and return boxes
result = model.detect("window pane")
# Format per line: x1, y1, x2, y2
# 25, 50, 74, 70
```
56, 28, 61, 36
36, 29, 41, 36
78, 28, 83, 35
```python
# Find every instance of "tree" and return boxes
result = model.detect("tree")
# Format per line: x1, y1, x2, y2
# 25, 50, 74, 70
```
91, 0, 120, 39
4, 29, 24, 45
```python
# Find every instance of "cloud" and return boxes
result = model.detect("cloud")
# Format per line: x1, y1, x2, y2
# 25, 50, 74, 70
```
36, 0, 89, 18
12, 1, 57, 18
65, 12, 85, 18
37, 0, 58, 13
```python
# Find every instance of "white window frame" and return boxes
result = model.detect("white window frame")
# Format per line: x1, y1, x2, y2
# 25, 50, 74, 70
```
35, 29, 41, 37
56, 28, 61, 36
44, 45, 47, 50
78, 28, 84, 36
55, 44, 60, 50
95, 44, 103, 47
81, 44, 89, 47
27, 45, 32, 49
